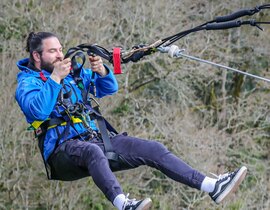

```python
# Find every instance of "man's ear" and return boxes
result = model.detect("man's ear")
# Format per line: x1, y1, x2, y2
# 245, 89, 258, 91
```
32, 51, 41, 63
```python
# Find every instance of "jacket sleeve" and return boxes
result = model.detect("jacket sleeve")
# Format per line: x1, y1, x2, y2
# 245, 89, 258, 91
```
15, 76, 62, 123
81, 65, 118, 98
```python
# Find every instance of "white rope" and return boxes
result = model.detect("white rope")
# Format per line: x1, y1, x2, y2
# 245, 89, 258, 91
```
158, 45, 270, 83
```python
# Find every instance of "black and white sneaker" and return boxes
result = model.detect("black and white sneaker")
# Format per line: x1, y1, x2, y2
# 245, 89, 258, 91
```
209, 166, 247, 204
123, 194, 152, 210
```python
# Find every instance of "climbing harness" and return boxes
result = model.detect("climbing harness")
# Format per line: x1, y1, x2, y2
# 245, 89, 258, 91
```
65, 4, 270, 81
32, 67, 123, 181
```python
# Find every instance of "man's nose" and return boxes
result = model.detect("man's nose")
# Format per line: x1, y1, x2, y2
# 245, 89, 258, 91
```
57, 50, 64, 59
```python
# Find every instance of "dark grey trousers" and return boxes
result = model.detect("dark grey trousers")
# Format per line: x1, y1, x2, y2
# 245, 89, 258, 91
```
54, 133, 205, 202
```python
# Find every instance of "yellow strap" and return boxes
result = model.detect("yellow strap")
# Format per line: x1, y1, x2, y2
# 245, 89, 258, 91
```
48, 117, 82, 129
31, 117, 82, 130
31, 120, 44, 130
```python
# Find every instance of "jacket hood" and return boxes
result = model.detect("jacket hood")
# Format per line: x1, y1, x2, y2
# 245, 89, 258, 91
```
16, 58, 51, 82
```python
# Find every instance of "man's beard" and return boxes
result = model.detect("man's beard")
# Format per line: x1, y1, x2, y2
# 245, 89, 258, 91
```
40, 59, 55, 73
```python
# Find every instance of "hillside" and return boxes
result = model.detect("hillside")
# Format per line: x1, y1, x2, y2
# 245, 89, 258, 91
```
0, 0, 269, 209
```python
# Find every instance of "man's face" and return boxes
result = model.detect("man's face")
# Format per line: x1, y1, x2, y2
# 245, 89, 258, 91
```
40, 37, 64, 73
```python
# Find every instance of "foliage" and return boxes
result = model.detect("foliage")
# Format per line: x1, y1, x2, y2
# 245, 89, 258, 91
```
0, 0, 269, 209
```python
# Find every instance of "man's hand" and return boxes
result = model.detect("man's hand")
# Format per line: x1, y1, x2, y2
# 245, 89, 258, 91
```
89, 55, 108, 77
50, 58, 71, 84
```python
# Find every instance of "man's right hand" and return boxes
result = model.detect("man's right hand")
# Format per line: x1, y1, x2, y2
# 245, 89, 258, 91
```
50, 58, 71, 84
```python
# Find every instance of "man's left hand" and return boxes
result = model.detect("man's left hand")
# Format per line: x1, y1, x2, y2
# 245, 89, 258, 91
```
89, 55, 108, 77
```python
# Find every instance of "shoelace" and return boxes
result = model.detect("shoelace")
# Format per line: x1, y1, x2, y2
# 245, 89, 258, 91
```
122, 193, 137, 210
210, 171, 235, 181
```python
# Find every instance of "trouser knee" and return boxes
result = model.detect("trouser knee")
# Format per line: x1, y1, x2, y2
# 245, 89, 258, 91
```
144, 141, 169, 161
149, 141, 168, 153
82, 143, 108, 166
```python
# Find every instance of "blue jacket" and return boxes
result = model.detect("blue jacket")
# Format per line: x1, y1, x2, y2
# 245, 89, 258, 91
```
16, 58, 118, 161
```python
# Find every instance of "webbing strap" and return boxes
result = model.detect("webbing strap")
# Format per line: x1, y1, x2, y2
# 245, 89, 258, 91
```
39, 72, 47, 82
96, 115, 113, 152
30, 116, 82, 130
87, 105, 118, 161
65, 44, 123, 75
31, 120, 44, 130
70, 51, 85, 90
47, 117, 82, 129
113, 48, 122, 74
96, 115, 118, 161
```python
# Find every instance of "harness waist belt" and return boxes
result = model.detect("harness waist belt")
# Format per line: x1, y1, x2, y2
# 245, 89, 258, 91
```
30, 116, 82, 130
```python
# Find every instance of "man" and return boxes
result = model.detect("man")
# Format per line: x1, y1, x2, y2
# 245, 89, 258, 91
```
16, 32, 247, 210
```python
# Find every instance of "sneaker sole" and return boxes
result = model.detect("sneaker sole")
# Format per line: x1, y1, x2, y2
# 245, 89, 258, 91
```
215, 166, 247, 204
136, 198, 152, 210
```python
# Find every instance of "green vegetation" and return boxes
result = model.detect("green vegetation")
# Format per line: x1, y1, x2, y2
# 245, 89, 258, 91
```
0, 0, 269, 209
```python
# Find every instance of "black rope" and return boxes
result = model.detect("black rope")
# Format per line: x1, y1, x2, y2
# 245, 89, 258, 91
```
158, 4, 270, 48
63, 4, 270, 65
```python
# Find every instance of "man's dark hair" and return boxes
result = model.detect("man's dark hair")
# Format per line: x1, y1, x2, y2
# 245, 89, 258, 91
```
26, 32, 57, 62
